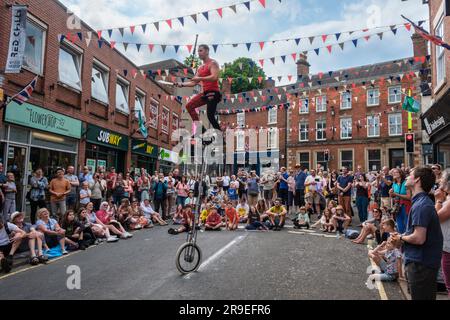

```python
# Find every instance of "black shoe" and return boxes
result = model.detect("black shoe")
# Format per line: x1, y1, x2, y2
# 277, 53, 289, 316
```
1, 257, 11, 273
79, 244, 87, 251
6, 255, 13, 267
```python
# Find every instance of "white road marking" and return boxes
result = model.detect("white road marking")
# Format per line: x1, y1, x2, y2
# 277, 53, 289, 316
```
184, 234, 248, 279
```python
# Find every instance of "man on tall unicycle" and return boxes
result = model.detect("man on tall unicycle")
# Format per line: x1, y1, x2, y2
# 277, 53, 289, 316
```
177, 44, 222, 144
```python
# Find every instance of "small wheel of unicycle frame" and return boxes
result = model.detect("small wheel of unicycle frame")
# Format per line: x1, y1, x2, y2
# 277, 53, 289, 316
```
175, 242, 202, 275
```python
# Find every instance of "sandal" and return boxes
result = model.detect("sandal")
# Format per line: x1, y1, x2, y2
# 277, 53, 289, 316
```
38, 255, 49, 264
30, 256, 40, 266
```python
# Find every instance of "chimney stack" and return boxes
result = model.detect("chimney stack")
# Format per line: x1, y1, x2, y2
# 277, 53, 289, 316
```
297, 53, 310, 78
411, 32, 428, 58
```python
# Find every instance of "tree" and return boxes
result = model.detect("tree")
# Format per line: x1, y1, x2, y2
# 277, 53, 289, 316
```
184, 56, 202, 69
220, 57, 266, 94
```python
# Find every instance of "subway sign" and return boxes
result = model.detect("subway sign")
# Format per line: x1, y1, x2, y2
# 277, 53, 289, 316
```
131, 140, 159, 158
86, 124, 128, 151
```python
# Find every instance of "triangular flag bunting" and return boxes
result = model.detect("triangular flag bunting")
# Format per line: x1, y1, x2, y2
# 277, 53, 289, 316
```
244, 1, 250, 10
259, 42, 265, 50
270, 57, 275, 64
322, 35, 328, 43
352, 39, 358, 47
161, 45, 167, 53
154, 22, 159, 31
405, 23, 411, 31
212, 44, 219, 53
148, 44, 155, 52
191, 14, 197, 23
281, 55, 286, 63
217, 8, 223, 18
186, 45, 193, 53
309, 36, 315, 44
107, 29, 113, 38
136, 43, 141, 52
123, 42, 128, 51
314, 48, 320, 55
166, 20, 172, 29
130, 26, 135, 35
229, 5, 237, 13
202, 12, 209, 21
178, 17, 185, 26
335, 33, 341, 41
326, 45, 332, 53
295, 38, 301, 45
259, 59, 264, 67
246, 43, 252, 51
291, 53, 297, 61
110, 41, 116, 49
141, 24, 147, 33
258, 0, 266, 8
339, 42, 345, 50
174, 45, 180, 53
118, 28, 124, 37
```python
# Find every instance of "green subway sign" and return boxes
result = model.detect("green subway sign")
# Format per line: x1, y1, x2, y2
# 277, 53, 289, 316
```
86, 124, 129, 151
5, 101, 82, 139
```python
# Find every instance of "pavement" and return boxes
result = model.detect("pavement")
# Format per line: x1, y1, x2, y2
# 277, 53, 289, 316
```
0, 217, 406, 300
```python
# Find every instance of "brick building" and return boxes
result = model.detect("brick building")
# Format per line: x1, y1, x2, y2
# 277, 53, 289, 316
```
217, 79, 288, 176
286, 38, 429, 172
422, 0, 450, 168
0, 0, 182, 213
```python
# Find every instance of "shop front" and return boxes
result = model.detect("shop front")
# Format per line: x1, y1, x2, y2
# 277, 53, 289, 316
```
1, 101, 82, 212
158, 147, 179, 175
85, 124, 128, 174
131, 139, 158, 175
422, 89, 450, 169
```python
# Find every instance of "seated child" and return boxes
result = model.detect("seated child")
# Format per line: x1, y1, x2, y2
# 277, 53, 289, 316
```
205, 208, 223, 231
225, 202, 239, 231
367, 237, 403, 284
293, 207, 310, 230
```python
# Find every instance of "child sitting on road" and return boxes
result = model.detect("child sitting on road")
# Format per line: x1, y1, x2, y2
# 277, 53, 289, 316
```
168, 206, 194, 235
367, 236, 403, 284
205, 208, 224, 231
293, 207, 310, 230
225, 202, 239, 231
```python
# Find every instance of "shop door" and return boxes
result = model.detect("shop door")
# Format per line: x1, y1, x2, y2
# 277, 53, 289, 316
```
6, 145, 29, 212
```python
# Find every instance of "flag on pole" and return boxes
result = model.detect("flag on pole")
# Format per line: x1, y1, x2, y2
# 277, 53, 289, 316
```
401, 15, 450, 50
402, 96, 420, 114
137, 110, 148, 138
11, 76, 38, 105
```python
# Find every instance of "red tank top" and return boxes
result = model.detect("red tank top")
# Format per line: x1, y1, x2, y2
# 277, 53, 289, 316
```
198, 60, 220, 93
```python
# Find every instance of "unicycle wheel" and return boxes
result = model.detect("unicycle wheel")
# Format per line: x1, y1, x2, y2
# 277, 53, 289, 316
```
175, 242, 202, 275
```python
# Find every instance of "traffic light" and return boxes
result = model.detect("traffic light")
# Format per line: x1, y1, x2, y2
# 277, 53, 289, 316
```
405, 133, 415, 153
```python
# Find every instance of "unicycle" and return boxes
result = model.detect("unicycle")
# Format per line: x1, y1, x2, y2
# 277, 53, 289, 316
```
175, 212, 202, 274
175, 141, 208, 275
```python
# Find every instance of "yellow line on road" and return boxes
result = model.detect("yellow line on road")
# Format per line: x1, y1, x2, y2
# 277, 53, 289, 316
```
0, 249, 84, 281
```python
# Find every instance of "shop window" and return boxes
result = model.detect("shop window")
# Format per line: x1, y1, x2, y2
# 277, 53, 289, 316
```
134, 91, 146, 122
298, 152, 310, 170
149, 98, 159, 129
316, 152, 328, 171
368, 149, 381, 172
341, 150, 353, 171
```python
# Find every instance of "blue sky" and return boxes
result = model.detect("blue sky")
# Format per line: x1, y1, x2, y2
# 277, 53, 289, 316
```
60, 0, 428, 84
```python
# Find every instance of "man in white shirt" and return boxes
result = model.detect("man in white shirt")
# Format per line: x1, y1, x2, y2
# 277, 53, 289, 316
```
222, 174, 231, 193
305, 169, 322, 216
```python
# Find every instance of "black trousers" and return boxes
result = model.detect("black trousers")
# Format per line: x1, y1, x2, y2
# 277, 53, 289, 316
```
30, 199, 47, 224
202, 91, 222, 131
406, 262, 439, 300
294, 189, 305, 207
278, 189, 288, 205
154, 198, 166, 219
